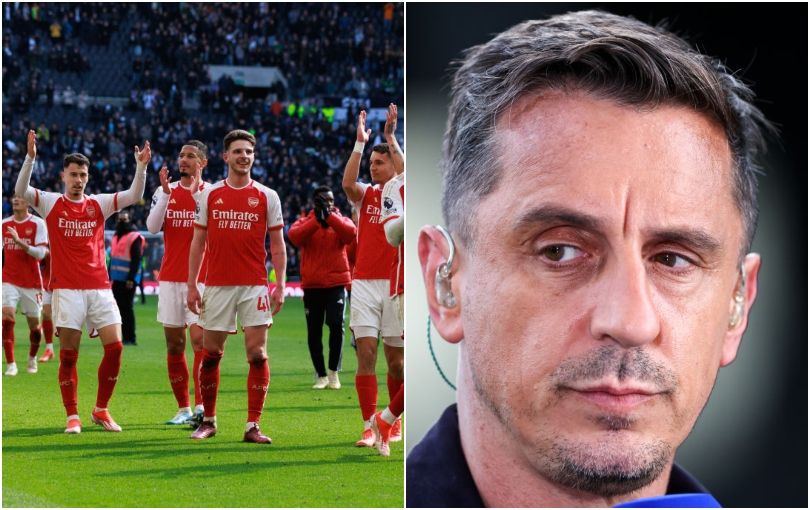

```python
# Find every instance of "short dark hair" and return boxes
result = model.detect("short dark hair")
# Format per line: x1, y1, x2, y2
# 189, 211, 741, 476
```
312, 185, 332, 198
372, 143, 392, 158
223, 130, 256, 151
442, 10, 773, 252
63, 152, 90, 169
184, 139, 208, 159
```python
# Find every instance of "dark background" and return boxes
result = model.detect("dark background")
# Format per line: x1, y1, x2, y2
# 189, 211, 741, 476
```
407, 3, 807, 507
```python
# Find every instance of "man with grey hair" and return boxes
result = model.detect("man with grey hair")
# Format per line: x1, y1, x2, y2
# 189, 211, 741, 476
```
409, 10, 771, 507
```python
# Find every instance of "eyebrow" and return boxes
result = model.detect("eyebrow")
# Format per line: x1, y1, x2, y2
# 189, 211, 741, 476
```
513, 205, 722, 255
643, 228, 722, 255
514, 205, 606, 233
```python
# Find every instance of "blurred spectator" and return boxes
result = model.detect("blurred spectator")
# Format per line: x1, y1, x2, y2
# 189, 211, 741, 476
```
49, 20, 62, 42
61, 85, 75, 107
77, 89, 89, 110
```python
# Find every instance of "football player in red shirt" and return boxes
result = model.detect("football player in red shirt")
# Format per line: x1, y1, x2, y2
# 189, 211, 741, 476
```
342, 105, 404, 448
146, 140, 209, 426
2, 194, 48, 376
186, 129, 287, 444
15, 129, 150, 434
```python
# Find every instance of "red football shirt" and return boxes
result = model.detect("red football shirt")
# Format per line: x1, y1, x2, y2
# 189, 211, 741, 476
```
2, 214, 47, 289
150, 182, 208, 283
352, 183, 397, 280
194, 179, 283, 286
31, 191, 119, 290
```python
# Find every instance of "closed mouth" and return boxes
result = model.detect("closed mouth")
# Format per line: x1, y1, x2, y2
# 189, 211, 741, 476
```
564, 383, 664, 410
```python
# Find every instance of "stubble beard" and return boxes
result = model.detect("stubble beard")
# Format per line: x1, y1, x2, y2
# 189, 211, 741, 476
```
468, 344, 675, 498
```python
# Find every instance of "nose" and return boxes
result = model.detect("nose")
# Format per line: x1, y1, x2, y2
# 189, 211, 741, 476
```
589, 256, 661, 348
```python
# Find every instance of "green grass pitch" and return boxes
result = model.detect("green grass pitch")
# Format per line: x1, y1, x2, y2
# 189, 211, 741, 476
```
2, 296, 403, 507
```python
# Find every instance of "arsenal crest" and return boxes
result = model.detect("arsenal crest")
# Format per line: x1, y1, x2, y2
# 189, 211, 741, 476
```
86, 205, 96, 218
25, 228, 33, 235
248, 197, 259, 208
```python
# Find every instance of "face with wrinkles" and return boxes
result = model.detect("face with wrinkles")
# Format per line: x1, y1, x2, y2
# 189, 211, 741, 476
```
429, 90, 760, 499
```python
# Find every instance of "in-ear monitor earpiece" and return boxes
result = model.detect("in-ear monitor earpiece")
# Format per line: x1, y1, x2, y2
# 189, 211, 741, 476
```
434, 225, 457, 308
729, 264, 746, 328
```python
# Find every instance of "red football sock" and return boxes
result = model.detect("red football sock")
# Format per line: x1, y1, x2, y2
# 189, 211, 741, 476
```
199, 350, 222, 418
96, 342, 123, 409
59, 349, 79, 416
28, 328, 42, 358
167, 352, 190, 408
3, 319, 15, 363
389, 386, 404, 417
192, 349, 203, 407
387, 373, 403, 403
355, 374, 378, 421
246, 358, 270, 423
42, 319, 54, 346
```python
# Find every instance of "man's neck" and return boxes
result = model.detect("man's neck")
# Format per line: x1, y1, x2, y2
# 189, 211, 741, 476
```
456, 366, 672, 507
226, 172, 250, 189
12, 211, 28, 221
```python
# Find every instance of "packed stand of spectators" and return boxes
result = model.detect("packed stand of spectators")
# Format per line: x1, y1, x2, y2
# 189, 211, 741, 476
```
3, 3, 118, 103
128, 3, 403, 102
2, 3, 403, 279
4, 3, 403, 109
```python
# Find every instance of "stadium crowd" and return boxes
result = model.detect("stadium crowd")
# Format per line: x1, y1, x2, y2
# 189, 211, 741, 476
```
2, 2, 404, 280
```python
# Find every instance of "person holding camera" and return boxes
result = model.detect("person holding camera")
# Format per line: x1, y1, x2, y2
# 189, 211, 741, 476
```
288, 186, 357, 389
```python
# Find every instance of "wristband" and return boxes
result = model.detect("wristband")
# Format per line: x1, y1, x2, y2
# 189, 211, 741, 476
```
353, 141, 366, 154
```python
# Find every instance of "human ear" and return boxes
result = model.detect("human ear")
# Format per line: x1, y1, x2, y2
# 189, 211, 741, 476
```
720, 253, 761, 366
418, 225, 464, 343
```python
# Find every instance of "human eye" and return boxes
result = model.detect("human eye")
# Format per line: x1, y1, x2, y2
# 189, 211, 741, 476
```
651, 252, 694, 271
538, 244, 584, 265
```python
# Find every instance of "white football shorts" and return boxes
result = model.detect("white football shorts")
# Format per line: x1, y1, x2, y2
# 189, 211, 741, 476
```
42, 290, 52, 306
2, 283, 42, 317
52, 288, 121, 331
350, 279, 403, 346
199, 285, 272, 332
157, 281, 204, 327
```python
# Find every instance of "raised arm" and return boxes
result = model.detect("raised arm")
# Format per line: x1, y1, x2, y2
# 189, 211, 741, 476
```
268, 227, 287, 316
15, 130, 40, 203
342, 110, 371, 203
384, 103, 404, 174
145, 165, 171, 233
116, 141, 151, 210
